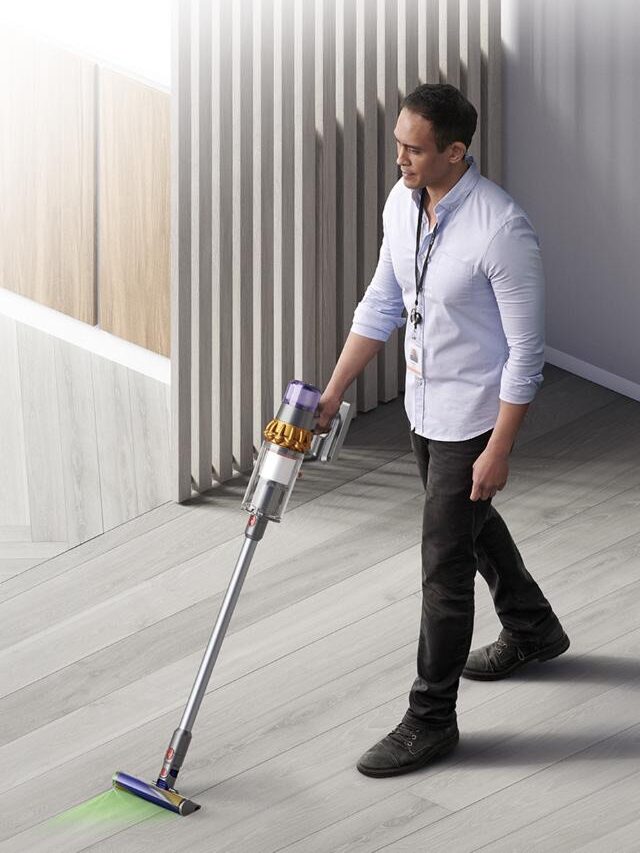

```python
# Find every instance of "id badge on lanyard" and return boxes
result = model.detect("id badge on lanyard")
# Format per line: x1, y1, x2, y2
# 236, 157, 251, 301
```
408, 189, 437, 379
407, 336, 423, 377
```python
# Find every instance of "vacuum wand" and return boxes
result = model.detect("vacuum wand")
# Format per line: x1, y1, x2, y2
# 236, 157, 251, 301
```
113, 381, 353, 816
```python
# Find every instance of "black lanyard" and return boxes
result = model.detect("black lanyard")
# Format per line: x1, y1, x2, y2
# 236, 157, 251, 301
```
410, 187, 438, 331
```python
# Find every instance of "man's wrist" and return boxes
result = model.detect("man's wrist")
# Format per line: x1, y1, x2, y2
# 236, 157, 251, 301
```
324, 379, 346, 401
486, 437, 514, 457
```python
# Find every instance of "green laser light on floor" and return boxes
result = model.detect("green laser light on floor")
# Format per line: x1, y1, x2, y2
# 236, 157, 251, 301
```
113, 380, 353, 815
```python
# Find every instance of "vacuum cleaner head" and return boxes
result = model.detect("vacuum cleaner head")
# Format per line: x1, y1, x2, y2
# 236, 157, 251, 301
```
112, 771, 200, 816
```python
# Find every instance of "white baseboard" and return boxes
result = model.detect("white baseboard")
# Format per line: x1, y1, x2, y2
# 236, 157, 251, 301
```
0, 288, 170, 385
545, 345, 640, 403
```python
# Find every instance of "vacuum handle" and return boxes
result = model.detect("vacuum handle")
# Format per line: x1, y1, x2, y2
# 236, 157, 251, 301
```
305, 401, 353, 463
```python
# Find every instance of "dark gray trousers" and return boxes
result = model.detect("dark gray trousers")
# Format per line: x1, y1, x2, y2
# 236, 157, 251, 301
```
407, 427, 562, 728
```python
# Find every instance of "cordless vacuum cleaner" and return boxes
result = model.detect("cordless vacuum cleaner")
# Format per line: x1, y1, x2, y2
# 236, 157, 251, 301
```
112, 380, 353, 815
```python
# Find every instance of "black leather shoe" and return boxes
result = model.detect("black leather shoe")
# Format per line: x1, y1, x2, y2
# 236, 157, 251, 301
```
356, 715, 459, 778
462, 629, 570, 681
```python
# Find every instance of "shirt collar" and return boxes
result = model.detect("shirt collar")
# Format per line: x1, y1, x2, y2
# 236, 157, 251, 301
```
410, 154, 480, 213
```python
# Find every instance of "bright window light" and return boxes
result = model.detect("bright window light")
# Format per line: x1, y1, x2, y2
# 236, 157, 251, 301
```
0, 0, 171, 87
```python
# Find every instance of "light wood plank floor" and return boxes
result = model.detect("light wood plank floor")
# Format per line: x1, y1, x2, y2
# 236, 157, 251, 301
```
2, 364, 640, 852
0, 316, 171, 585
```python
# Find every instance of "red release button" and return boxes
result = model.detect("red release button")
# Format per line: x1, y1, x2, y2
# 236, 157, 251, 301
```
166, 747, 175, 761
249, 515, 257, 526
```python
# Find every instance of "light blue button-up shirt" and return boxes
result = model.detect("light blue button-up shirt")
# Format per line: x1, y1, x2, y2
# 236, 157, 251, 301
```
350, 155, 545, 441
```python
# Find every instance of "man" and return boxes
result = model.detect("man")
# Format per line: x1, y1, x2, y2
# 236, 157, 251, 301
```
315, 84, 569, 778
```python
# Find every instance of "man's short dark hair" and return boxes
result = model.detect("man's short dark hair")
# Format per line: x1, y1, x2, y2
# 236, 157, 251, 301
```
402, 83, 477, 152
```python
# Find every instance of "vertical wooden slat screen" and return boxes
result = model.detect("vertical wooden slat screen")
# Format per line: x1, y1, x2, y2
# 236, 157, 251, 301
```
355, 0, 379, 412
253, 0, 275, 452
481, 0, 501, 183
440, 0, 461, 87
377, 0, 399, 404
398, 0, 420, 99
231, 0, 255, 473
171, 0, 192, 502
174, 0, 502, 499
273, 0, 296, 407
460, 0, 482, 166
396, 0, 420, 396
294, 0, 317, 387
335, 0, 358, 412
316, 0, 338, 393
419, 0, 440, 84
191, 0, 213, 491
211, 0, 234, 483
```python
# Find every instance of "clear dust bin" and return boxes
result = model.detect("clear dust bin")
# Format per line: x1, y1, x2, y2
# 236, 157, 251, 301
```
241, 442, 304, 522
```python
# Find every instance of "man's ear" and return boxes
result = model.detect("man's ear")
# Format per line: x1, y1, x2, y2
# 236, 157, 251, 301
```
449, 142, 467, 163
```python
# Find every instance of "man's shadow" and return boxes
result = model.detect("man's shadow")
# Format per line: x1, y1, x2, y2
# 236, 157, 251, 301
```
456, 654, 640, 765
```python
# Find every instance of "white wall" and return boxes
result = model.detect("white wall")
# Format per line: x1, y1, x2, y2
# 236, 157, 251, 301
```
501, 0, 640, 399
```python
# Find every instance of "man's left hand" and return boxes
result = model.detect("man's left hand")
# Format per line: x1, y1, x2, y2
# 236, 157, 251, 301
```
470, 447, 509, 501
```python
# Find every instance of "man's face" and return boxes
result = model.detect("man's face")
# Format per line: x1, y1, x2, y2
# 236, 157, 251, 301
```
394, 108, 465, 191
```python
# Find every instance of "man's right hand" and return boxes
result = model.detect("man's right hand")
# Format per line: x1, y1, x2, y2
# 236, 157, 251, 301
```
313, 390, 342, 434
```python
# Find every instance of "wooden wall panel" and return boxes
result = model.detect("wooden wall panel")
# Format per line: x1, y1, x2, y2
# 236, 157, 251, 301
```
0, 31, 95, 325
98, 69, 170, 356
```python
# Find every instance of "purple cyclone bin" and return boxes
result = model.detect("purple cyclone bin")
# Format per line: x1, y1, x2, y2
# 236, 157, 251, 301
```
283, 380, 322, 413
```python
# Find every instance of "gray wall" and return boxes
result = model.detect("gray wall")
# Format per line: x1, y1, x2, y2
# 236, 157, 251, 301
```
501, 0, 640, 400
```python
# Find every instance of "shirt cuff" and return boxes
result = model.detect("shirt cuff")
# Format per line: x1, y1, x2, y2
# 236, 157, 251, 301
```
349, 321, 391, 342
499, 363, 544, 404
